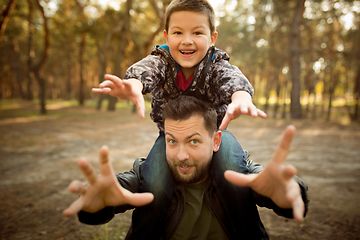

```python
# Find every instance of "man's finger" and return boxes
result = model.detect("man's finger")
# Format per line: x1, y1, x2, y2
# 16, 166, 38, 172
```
99, 145, 114, 177
282, 165, 297, 181
78, 158, 98, 185
63, 198, 84, 217
271, 125, 295, 164
123, 192, 154, 207
224, 170, 256, 187
290, 193, 305, 222
68, 180, 87, 195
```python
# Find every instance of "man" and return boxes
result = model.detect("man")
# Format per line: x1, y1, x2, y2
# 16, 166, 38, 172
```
63, 96, 309, 240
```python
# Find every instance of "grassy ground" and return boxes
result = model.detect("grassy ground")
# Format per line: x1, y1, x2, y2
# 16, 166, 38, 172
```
0, 99, 359, 239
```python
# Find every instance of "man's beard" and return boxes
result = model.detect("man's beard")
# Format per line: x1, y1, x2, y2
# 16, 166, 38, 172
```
168, 160, 211, 184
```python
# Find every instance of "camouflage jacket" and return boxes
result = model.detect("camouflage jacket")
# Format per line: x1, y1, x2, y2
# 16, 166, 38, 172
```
124, 44, 254, 131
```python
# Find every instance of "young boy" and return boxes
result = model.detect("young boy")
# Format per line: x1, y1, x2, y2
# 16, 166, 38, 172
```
92, 0, 266, 236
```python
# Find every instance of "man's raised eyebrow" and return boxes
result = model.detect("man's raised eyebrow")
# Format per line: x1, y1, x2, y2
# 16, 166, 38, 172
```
165, 132, 200, 140
186, 133, 201, 140
165, 132, 176, 139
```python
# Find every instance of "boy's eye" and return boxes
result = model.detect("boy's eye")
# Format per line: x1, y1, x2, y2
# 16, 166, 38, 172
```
194, 31, 203, 35
174, 31, 182, 35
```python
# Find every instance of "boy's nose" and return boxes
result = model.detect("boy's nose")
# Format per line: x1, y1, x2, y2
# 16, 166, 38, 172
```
181, 34, 193, 45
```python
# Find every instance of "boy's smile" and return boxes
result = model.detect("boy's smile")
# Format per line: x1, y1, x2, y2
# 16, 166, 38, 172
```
164, 11, 217, 79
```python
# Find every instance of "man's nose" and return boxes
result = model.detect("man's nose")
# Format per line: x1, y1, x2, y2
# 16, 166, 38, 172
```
177, 146, 189, 161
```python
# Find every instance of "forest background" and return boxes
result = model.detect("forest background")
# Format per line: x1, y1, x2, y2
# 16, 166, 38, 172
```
1, 0, 360, 239
1, 0, 360, 124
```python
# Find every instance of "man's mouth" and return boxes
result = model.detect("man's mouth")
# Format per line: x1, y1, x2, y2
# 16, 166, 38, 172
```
179, 165, 192, 173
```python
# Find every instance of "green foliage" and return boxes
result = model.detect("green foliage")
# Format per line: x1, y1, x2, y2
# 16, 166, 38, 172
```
0, 0, 359, 121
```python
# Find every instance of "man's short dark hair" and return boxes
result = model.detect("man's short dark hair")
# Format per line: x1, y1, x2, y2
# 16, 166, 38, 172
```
164, 0, 216, 35
163, 95, 217, 136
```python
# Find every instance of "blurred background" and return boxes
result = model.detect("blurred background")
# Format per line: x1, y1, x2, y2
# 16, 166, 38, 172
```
1, 1, 360, 239
0, 0, 359, 124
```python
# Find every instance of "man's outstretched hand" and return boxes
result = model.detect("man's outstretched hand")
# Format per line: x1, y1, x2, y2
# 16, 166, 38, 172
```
63, 146, 154, 217
224, 125, 305, 222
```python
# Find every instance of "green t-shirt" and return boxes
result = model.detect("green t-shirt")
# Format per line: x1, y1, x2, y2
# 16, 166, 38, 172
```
170, 179, 230, 240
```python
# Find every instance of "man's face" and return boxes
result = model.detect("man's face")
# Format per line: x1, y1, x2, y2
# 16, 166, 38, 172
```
164, 115, 221, 184
164, 11, 217, 78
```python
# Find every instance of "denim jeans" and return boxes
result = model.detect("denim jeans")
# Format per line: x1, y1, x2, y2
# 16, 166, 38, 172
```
137, 130, 249, 238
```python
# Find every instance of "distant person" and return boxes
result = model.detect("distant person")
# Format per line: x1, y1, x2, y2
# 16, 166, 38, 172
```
91, 0, 267, 234
63, 95, 309, 240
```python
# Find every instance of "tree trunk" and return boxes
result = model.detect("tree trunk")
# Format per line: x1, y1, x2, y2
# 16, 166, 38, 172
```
143, 0, 168, 56
0, 0, 18, 44
109, 0, 133, 111
78, 31, 87, 106
96, 44, 106, 110
10, 39, 25, 99
281, 79, 288, 119
32, 0, 50, 114
289, 0, 304, 119
0, 65, 3, 99
263, 73, 270, 114
96, 21, 123, 110
349, 63, 360, 121
273, 71, 281, 118
66, 51, 72, 100
26, 0, 34, 100
34, 71, 46, 114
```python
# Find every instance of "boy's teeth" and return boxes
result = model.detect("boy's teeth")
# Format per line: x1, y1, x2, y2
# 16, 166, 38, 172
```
181, 166, 189, 168
181, 51, 194, 54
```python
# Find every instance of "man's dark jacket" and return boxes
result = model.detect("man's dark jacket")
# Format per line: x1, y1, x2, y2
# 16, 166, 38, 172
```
78, 152, 309, 240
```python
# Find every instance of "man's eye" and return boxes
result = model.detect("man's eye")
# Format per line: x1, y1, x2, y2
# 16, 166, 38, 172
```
190, 139, 199, 144
169, 139, 177, 144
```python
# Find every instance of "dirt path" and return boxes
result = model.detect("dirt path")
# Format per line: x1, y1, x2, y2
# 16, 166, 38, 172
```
0, 103, 359, 240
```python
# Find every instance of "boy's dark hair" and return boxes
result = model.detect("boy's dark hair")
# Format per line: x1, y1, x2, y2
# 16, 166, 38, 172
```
163, 95, 217, 136
164, 0, 216, 35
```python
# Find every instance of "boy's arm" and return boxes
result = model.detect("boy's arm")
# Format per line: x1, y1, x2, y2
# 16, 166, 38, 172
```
92, 74, 145, 118
219, 91, 267, 130
123, 54, 166, 94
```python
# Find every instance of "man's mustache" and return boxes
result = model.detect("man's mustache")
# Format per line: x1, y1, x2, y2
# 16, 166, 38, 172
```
172, 160, 196, 167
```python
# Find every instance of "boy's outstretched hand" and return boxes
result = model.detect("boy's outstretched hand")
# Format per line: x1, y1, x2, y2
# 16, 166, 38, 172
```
92, 74, 145, 118
224, 125, 305, 222
219, 91, 267, 130
63, 146, 154, 217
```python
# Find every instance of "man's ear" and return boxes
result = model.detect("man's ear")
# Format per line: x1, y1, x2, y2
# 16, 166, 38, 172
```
213, 130, 222, 152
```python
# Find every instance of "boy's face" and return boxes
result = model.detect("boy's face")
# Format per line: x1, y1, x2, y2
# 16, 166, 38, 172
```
164, 11, 217, 78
